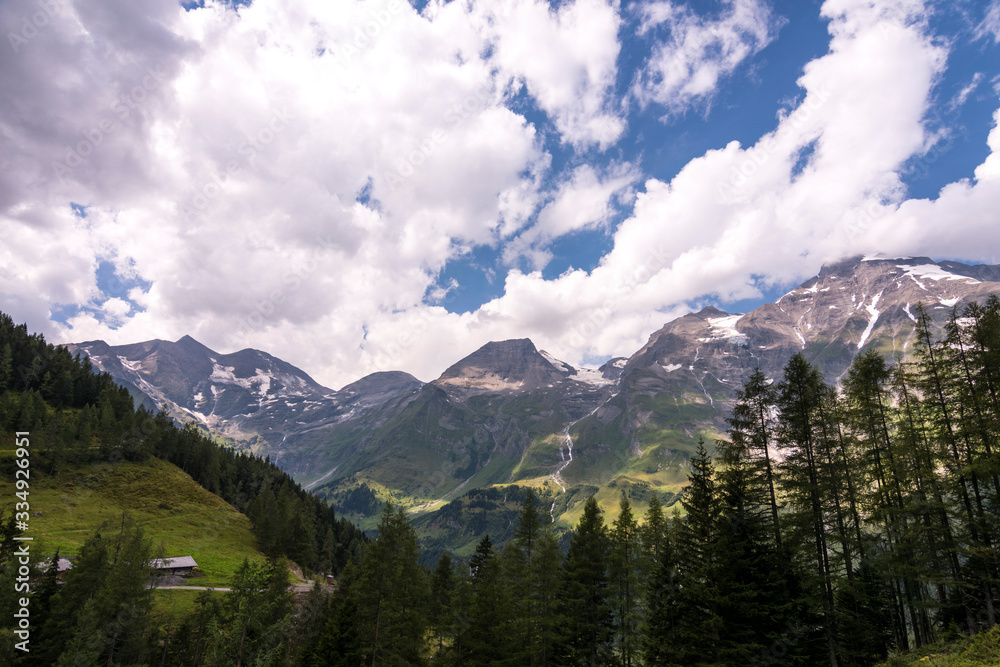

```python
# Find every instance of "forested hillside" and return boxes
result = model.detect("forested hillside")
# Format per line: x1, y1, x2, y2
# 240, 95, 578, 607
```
2, 296, 999, 665
303, 299, 1000, 667
0, 311, 366, 664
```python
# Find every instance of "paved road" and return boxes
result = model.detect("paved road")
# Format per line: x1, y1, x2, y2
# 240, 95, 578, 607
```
155, 583, 317, 593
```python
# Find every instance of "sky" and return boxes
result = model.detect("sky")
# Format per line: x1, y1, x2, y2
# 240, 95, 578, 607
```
1, 0, 999, 389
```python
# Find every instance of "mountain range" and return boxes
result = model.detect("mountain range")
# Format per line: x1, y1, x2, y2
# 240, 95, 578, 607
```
68, 255, 1000, 532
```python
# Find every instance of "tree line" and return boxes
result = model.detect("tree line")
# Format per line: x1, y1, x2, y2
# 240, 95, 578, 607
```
300, 298, 1000, 666
2, 296, 999, 665
0, 311, 366, 576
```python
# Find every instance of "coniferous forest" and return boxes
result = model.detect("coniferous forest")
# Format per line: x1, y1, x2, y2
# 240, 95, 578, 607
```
2, 298, 1000, 665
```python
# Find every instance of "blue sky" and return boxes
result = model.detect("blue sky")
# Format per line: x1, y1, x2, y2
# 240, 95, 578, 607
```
438, 0, 1000, 316
2, 0, 1000, 386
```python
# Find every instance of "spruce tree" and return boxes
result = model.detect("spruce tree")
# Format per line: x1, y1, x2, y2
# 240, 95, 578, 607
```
467, 534, 513, 665
610, 494, 640, 667
351, 503, 427, 667
715, 434, 800, 665
558, 497, 613, 666
430, 553, 456, 657
777, 354, 841, 665
668, 440, 723, 665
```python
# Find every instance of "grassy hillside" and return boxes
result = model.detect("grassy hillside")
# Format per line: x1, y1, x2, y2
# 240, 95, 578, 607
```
0, 458, 263, 587
877, 626, 1000, 666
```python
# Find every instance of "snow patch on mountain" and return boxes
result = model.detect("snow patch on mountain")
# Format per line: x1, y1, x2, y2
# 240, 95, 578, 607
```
898, 264, 980, 285
573, 367, 615, 386
858, 292, 883, 349
698, 315, 748, 345
211, 363, 273, 396
540, 350, 570, 373
117, 355, 141, 373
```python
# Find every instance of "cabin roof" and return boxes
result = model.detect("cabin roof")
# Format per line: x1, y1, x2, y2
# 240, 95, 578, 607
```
151, 556, 198, 570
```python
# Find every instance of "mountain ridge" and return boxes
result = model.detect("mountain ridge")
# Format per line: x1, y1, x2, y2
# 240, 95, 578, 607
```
68, 255, 1000, 528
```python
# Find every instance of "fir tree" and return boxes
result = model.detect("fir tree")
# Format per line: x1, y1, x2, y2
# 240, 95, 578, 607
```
558, 496, 613, 666
610, 493, 640, 667
467, 534, 513, 665
351, 503, 427, 667
669, 440, 723, 665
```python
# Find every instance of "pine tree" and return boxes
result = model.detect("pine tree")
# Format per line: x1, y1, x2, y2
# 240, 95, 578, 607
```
430, 553, 456, 657
668, 440, 723, 665
532, 530, 564, 666
0, 343, 12, 392
727, 368, 784, 552
715, 434, 801, 664
610, 493, 640, 667
41, 515, 156, 666
467, 534, 513, 665
505, 489, 562, 666
777, 354, 841, 665
642, 510, 680, 666
558, 496, 613, 666
309, 569, 364, 667
352, 503, 427, 667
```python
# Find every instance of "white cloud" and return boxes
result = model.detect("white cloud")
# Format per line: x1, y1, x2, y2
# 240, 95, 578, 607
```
948, 72, 983, 111
502, 162, 639, 269
474, 0, 626, 149
633, 0, 784, 117
0, 0, 557, 385
864, 107, 1000, 260
977, 1, 1000, 43
421, 0, 961, 370
2, 0, 999, 392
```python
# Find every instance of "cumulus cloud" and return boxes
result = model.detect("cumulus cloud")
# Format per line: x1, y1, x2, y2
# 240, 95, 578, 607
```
473, 0, 626, 149
420, 0, 963, 369
502, 162, 640, 269
0, 0, 558, 385
633, 0, 784, 118
1, 0, 998, 390
865, 107, 1000, 260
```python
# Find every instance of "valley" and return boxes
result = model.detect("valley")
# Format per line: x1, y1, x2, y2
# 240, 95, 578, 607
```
67, 256, 1000, 537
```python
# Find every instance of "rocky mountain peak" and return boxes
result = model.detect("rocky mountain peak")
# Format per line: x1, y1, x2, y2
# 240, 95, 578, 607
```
434, 338, 565, 397
340, 371, 423, 407
693, 305, 731, 319
67, 255, 1000, 528
175, 334, 212, 353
